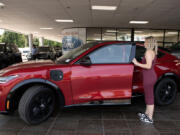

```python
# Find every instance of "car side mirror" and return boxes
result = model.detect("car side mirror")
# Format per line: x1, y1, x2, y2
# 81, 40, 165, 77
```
79, 56, 92, 66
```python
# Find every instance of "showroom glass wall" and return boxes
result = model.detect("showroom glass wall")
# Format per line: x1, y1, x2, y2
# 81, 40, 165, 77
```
86, 28, 180, 48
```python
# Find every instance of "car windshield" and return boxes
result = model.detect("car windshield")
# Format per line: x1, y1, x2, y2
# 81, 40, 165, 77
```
38, 47, 50, 52
56, 42, 99, 64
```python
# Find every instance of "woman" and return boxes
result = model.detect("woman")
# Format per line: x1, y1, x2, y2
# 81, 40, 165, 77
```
132, 36, 158, 124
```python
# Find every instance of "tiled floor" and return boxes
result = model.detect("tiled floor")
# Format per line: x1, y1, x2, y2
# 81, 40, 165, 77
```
1, 94, 180, 135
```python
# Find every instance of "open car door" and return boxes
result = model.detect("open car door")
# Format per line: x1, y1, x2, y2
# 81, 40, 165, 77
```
71, 43, 136, 104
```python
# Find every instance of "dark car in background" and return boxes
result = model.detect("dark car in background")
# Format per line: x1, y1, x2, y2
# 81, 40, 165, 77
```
37, 46, 56, 60
53, 46, 62, 57
0, 43, 22, 69
169, 42, 180, 59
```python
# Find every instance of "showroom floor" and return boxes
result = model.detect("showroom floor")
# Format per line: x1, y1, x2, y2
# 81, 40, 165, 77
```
1, 94, 180, 135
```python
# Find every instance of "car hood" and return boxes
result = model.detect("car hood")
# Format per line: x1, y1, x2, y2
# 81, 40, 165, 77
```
0, 60, 55, 76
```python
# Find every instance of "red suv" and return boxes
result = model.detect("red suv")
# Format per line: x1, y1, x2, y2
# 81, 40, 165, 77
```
0, 41, 179, 125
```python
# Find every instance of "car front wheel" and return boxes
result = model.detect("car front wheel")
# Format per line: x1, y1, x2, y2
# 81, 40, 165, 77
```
155, 78, 177, 106
18, 85, 55, 125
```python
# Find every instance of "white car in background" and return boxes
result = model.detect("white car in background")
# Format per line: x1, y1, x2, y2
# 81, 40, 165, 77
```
19, 48, 30, 62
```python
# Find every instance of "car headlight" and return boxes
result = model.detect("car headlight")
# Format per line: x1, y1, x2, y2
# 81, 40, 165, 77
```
0, 75, 19, 84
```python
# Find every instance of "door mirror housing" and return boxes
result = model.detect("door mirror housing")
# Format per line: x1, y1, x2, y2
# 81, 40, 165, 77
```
79, 56, 92, 66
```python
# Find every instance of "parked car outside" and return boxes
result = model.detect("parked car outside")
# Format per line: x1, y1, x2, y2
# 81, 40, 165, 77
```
53, 46, 62, 57
36, 46, 56, 60
0, 41, 180, 125
19, 48, 30, 62
160, 42, 180, 59
27, 51, 32, 61
169, 42, 180, 59
0, 43, 22, 69
27, 46, 56, 61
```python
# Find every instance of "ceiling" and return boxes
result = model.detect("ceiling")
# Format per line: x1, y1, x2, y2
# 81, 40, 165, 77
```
0, 0, 180, 42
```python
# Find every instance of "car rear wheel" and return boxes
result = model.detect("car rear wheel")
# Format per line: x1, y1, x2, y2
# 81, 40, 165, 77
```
18, 85, 55, 125
155, 78, 177, 106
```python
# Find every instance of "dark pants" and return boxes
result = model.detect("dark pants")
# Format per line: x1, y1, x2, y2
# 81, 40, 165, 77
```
32, 55, 37, 60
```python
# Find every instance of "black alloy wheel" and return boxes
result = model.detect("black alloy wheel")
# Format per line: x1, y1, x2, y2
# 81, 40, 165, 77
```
155, 78, 177, 105
18, 86, 55, 125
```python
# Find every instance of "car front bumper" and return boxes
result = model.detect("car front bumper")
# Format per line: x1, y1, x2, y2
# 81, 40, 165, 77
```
0, 79, 20, 112
0, 85, 8, 111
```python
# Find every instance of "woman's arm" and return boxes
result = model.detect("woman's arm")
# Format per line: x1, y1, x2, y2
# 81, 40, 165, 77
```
132, 51, 153, 69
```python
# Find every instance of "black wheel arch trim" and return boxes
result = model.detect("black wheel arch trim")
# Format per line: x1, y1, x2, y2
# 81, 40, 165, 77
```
10, 79, 59, 93
6, 78, 65, 112
155, 72, 180, 88
157, 72, 180, 81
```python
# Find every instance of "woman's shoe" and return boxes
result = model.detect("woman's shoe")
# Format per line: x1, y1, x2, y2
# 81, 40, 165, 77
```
140, 115, 153, 124
137, 112, 146, 119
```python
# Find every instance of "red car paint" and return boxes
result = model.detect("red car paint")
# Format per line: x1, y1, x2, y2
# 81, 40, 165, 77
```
0, 41, 180, 112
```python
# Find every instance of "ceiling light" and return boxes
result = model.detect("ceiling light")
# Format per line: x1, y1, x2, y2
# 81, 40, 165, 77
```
167, 32, 177, 35
0, 3, 5, 7
55, 19, 74, 22
40, 28, 53, 30
135, 31, 143, 33
106, 30, 117, 33
92, 6, 117, 11
129, 21, 149, 24
94, 38, 101, 40
57, 35, 62, 37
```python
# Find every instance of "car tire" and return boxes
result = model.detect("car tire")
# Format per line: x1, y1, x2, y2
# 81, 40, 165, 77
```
18, 85, 55, 125
155, 78, 177, 106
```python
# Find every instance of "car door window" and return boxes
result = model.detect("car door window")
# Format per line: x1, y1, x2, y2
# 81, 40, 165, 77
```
135, 46, 146, 61
88, 44, 132, 64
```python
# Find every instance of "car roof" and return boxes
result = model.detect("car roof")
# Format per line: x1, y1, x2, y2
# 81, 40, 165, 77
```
88, 41, 137, 48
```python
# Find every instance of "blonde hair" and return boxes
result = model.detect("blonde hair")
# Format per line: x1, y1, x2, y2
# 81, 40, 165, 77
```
145, 36, 158, 55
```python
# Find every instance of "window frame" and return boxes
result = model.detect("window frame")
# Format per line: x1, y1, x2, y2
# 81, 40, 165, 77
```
76, 43, 135, 65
